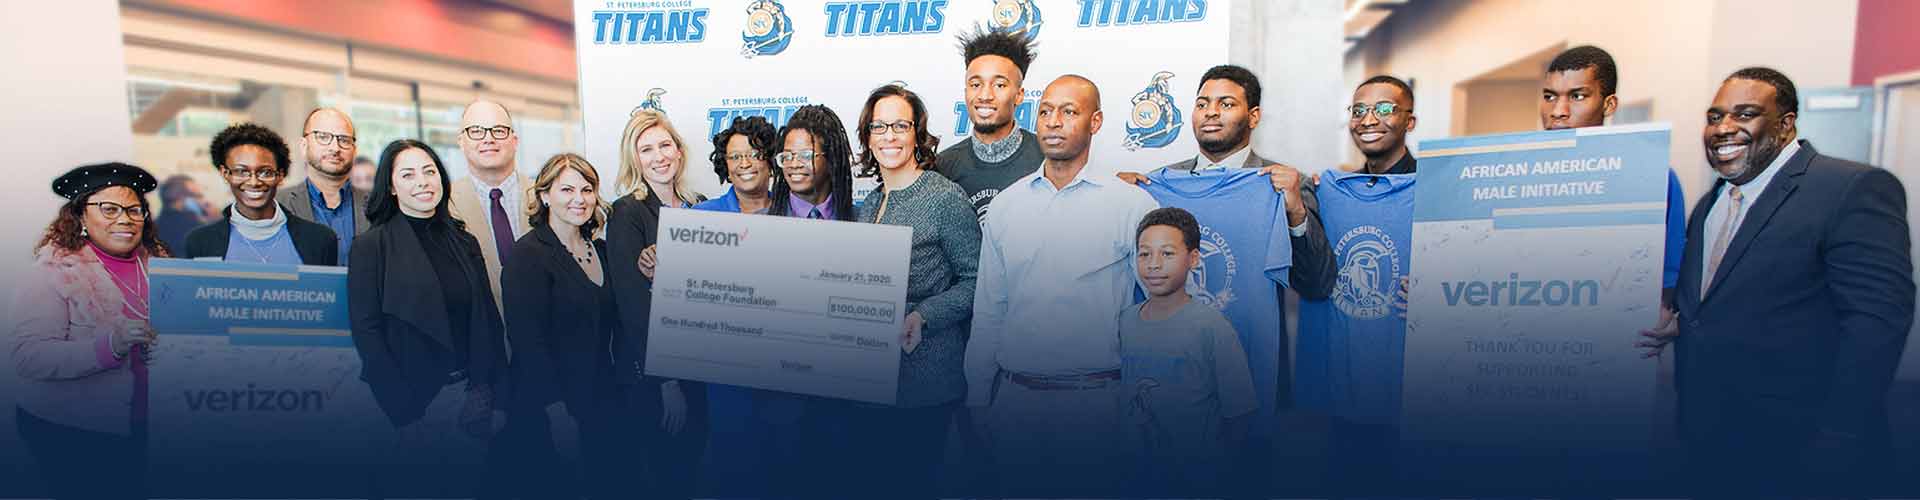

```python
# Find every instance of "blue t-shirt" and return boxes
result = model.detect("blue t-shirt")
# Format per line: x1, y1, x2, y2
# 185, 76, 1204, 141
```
1296, 169, 1416, 426
1140, 168, 1292, 434
223, 223, 303, 265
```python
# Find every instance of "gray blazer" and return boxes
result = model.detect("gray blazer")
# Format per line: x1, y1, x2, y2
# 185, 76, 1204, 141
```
276, 180, 372, 235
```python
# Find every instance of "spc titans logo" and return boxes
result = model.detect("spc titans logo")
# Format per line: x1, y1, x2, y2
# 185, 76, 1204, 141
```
1075, 0, 1208, 27
1333, 225, 1400, 320
1189, 224, 1237, 310
1124, 71, 1182, 151
742, 0, 794, 58
590, 7, 709, 44
636, 88, 669, 114
989, 0, 1043, 40
706, 96, 809, 137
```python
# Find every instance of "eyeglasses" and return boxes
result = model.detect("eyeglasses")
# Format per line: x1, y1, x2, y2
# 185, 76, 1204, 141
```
867, 120, 915, 135
1349, 102, 1408, 120
776, 150, 821, 165
87, 201, 149, 221
463, 125, 515, 141
224, 167, 282, 182
726, 151, 765, 164
306, 131, 356, 147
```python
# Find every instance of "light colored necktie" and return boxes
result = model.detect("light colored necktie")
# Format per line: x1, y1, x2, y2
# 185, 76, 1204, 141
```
1704, 185, 1745, 292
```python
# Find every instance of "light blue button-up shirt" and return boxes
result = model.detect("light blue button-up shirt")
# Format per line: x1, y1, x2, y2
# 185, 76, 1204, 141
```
965, 164, 1162, 406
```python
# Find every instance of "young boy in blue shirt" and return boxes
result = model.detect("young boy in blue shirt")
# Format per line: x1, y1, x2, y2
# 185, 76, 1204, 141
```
1121, 207, 1259, 496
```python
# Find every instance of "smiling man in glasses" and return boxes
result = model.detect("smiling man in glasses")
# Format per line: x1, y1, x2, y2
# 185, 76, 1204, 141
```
277, 107, 369, 262
449, 99, 532, 293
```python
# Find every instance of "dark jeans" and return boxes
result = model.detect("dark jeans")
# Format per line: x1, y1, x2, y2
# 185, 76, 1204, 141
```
17, 406, 148, 500
844, 401, 958, 500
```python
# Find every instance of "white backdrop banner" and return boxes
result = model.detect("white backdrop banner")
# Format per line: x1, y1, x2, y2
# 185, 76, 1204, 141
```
574, 0, 1233, 197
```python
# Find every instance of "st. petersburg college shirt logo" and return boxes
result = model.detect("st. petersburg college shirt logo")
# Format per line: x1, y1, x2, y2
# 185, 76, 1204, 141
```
1334, 225, 1400, 320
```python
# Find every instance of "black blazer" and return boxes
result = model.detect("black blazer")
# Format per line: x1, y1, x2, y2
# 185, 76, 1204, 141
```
347, 217, 510, 426
182, 205, 340, 266
1674, 141, 1913, 465
501, 224, 617, 416
605, 191, 709, 421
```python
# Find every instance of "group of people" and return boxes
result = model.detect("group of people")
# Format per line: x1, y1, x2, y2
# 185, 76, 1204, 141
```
11, 24, 1912, 500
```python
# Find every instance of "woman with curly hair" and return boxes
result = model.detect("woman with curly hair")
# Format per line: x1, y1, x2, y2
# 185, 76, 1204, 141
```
694, 116, 778, 215
183, 123, 340, 265
13, 163, 167, 500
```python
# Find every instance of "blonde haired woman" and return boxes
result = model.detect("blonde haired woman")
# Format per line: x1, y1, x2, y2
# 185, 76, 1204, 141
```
604, 109, 708, 499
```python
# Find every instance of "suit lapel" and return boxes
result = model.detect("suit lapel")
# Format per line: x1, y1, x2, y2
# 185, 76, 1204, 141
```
380, 221, 454, 348
1240, 152, 1268, 170
1702, 143, 1814, 303
279, 184, 313, 221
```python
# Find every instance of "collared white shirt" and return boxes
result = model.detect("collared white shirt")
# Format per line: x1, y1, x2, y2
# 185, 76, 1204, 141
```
965, 162, 1161, 406
1699, 139, 1800, 292
1193, 146, 1253, 173
471, 172, 526, 237
1187, 146, 1311, 237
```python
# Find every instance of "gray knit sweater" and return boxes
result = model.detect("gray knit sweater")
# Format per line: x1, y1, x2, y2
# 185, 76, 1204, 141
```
859, 171, 981, 407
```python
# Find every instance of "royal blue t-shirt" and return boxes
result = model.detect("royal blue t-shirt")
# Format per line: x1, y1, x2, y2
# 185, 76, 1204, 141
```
1140, 168, 1292, 435
1296, 169, 1416, 426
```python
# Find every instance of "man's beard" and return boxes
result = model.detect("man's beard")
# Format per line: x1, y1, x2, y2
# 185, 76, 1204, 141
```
972, 116, 1011, 138
1198, 126, 1250, 156
1716, 133, 1785, 182
309, 156, 350, 178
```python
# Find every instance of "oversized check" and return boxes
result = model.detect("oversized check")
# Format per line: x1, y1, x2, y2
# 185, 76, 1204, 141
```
145, 259, 391, 465
1404, 124, 1670, 455
648, 208, 910, 405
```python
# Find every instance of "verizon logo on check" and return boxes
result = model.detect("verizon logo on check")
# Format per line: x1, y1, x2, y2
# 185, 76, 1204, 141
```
668, 225, 748, 247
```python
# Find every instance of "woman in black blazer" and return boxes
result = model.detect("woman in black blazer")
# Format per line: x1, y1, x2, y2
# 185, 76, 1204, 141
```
500, 153, 620, 498
184, 123, 338, 265
604, 110, 708, 499
347, 140, 508, 485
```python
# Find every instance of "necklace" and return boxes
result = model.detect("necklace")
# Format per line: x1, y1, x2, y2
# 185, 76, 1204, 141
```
102, 257, 151, 321
236, 233, 284, 263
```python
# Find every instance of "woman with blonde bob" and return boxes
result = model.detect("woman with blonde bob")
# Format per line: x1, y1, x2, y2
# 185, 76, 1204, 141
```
603, 109, 709, 499
501, 153, 621, 498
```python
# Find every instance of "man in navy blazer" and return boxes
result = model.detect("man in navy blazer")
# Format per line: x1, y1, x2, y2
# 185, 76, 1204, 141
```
1648, 67, 1913, 497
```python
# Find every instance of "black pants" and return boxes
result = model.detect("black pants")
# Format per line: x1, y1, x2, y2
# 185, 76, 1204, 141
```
604, 382, 709, 500
17, 407, 147, 500
844, 401, 958, 500
485, 405, 564, 500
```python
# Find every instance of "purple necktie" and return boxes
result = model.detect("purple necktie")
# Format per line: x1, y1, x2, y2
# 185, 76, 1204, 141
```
489, 188, 514, 266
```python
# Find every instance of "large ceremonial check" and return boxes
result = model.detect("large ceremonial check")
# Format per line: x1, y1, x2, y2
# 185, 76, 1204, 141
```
647, 208, 911, 405
1403, 124, 1670, 454
145, 259, 388, 464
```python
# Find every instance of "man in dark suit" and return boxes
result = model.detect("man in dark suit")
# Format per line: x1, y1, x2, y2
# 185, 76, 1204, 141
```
1647, 67, 1913, 497
1116, 64, 1338, 498
277, 107, 371, 262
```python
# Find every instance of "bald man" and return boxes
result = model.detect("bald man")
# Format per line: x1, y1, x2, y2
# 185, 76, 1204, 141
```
448, 100, 533, 305
447, 101, 555, 499
278, 107, 370, 261
966, 75, 1160, 494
